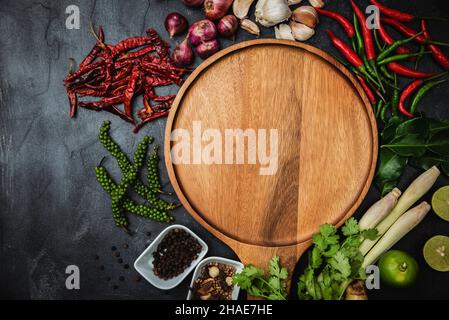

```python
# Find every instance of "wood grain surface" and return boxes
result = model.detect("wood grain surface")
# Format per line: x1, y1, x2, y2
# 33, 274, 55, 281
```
164, 39, 378, 294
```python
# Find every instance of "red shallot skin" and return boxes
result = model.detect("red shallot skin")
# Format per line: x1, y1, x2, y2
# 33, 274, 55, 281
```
165, 12, 188, 38
204, 0, 233, 21
218, 15, 238, 38
182, 0, 204, 7
195, 39, 220, 59
188, 19, 217, 46
172, 39, 194, 66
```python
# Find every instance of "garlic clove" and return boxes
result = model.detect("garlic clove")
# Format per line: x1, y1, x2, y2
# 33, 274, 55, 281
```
233, 0, 255, 19
255, 0, 292, 28
240, 19, 260, 36
289, 21, 315, 41
309, 0, 325, 8
225, 276, 234, 286
291, 6, 319, 28
275, 23, 295, 40
287, 0, 303, 5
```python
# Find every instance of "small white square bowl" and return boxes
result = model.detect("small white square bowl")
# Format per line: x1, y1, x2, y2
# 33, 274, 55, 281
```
187, 256, 244, 300
134, 224, 208, 290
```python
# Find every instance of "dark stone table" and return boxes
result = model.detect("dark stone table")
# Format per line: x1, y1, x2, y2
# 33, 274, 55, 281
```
1, 0, 448, 300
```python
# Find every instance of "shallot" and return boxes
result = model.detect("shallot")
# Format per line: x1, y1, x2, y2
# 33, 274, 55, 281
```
218, 15, 238, 37
204, 0, 234, 21
196, 39, 220, 59
188, 19, 217, 46
172, 38, 194, 66
165, 12, 188, 38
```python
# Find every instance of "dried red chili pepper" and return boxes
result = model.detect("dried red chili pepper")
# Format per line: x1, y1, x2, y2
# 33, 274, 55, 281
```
316, 8, 354, 38
110, 37, 152, 57
133, 110, 170, 133
123, 65, 140, 120
387, 62, 436, 78
399, 80, 423, 117
421, 20, 449, 70
79, 26, 105, 69
67, 90, 77, 118
118, 46, 155, 60
64, 60, 104, 83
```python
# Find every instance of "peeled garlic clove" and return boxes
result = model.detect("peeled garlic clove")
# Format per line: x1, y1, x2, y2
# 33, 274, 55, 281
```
289, 21, 315, 41
275, 23, 295, 40
240, 18, 260, 36
225, 277, 233, 286
200, 293, 211, 300
309, 0, 325, 8
291, 6, 319, 28
233, 0, 255, 19
287, 0, 303, 5
255, 0, 292, 28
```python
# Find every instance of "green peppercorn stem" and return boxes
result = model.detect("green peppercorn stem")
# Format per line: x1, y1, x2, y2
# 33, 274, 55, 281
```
122, 199, 173, 223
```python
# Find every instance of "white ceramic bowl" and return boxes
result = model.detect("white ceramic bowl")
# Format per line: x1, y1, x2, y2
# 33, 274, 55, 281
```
186, 256, 244, 300
134, 224, 208, 290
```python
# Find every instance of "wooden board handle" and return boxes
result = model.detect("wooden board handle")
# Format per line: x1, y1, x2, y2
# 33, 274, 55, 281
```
236, 242, 311, 300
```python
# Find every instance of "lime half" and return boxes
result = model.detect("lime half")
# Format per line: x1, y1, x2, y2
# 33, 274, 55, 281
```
423, 235, 449, 272
432, 186, 449, 221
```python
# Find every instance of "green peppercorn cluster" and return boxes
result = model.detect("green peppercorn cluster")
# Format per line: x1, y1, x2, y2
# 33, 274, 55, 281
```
95, 121, 178, 230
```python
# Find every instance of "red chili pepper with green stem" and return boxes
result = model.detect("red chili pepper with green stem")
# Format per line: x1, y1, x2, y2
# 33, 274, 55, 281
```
399, 80, 423, 117
387, 62, 436, 78
356, 74, 376, 104
378, 19, 414, 57
316, 8, 355, 39
421, 20, 449, 70
369, 0, 447, 22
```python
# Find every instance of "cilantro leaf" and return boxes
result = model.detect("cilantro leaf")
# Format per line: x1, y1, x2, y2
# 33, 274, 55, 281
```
342, 218, 359, 236
330, 251, 351, 278
361, 228, 379, 240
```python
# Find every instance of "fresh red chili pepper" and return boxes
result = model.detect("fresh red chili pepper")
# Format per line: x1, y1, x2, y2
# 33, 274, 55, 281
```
325, 30, 363, 68
399, 80, 423, 117
381, 18, 427, 44
387, 62, 436, 78
350, 0, 376, 60
356, 74, 376, 104
421, 20, 449, 70
369, 0, 414, 22
377, 19, 415, 57
123, 65, 140, 120
316, 8, 354, 38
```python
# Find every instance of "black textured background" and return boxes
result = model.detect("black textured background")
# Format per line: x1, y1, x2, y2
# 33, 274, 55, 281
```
0, 0, 448, 300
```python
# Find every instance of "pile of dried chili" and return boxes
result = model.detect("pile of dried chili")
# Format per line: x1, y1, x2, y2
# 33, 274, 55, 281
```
64, 27, 190, 133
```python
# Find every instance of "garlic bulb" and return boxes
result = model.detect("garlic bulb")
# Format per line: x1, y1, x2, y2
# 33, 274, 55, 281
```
309, 0, 325, 8
240, 19, 261, 36
275, 23, 295, 40
233, 0, 255, 19
255, 0, 292, 28
288, 0, 303, 4
289, 21, 315, 41
291, 6, 319, 28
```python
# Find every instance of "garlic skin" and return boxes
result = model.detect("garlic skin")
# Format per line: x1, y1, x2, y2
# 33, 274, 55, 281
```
291, 6, 319, 28
240, 19, 261, 36
287, 0, 303, 5
275, 23, 295, 40
309, 0, 325, 8
255, 0, 292, 28
233, 0, 255, 19
289, 21, 315, 41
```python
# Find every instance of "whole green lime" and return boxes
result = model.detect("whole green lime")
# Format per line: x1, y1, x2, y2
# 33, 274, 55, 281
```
378, 250, 419, 288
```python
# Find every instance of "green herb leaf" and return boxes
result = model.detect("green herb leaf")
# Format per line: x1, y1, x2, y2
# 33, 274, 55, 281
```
361, 228, 378, 240
342, 218, 359, 236
382, 133, 427, 157
330, 251, 351, 278
395, 117, 429, 138
427, 130, 449, 156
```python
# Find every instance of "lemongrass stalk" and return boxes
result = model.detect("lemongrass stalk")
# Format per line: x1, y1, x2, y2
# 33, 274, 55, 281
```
362, 202, 430, 268
358, 188, 402, 230
360, 166, 440, 255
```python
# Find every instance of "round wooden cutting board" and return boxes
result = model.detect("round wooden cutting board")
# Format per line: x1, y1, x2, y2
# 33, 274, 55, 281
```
165, 39, 377, 293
